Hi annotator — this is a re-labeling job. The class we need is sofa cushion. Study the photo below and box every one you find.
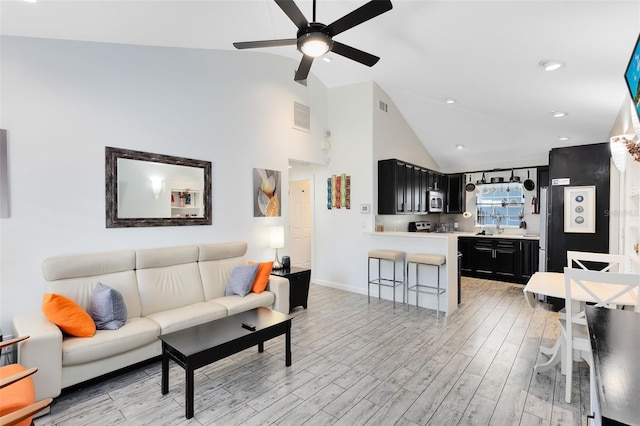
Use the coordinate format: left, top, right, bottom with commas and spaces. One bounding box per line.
225, 264, 259, 297
145, 301, 227, 335
42, 293, 96, 337
45, 270, 141, 319
137, 262, 205, 317
61, 317, 160, 366
199, 257, 244, 301
212, 292, 275, 316
89, 283, 127, 330
249, 261, 273, 293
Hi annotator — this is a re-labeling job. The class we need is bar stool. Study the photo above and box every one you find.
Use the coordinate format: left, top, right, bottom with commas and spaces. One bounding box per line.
367, 249, 406, 308
406, 253, 446, 318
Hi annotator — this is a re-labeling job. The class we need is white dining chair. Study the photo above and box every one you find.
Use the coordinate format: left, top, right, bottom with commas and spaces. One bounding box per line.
566, 250, 625, 273
561, 267, 640, 405
539, 251, 628, 377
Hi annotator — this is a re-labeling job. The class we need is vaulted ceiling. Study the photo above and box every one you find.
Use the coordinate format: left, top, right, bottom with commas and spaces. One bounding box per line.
3, 1, 639, 171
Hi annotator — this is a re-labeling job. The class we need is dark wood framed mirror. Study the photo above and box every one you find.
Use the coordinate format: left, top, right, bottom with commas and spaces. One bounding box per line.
106, 147, 212, 227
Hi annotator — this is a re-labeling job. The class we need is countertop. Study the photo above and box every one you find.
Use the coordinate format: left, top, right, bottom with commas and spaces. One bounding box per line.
370, 231, 539, 240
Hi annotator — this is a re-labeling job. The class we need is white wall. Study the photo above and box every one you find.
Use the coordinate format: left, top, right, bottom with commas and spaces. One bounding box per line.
313, 81, 436, 294
0, 36, 441, 331
372, 82, 439, 171
0, 36, 329, 331
312, 82, 374, 290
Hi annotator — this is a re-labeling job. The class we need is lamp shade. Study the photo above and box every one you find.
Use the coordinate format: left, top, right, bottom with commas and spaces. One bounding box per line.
610, 134, 633, 173
270, 226, 285, 249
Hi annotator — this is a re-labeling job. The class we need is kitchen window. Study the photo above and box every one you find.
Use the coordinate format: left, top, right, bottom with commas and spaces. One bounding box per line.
475, 183, 525, 228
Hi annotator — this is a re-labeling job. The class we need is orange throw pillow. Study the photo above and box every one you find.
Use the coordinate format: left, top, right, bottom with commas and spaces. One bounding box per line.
249, 261, 273, 293
42, 293, 96, 337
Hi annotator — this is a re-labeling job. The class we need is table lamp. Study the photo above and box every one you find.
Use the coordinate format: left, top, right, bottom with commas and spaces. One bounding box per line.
270, 225, 285, 270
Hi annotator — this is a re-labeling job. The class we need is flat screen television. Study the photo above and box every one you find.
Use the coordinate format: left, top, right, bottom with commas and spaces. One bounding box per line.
624, 33, 640, 120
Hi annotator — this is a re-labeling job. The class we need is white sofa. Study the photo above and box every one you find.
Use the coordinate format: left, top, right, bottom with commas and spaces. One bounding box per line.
12, 241, 289, 402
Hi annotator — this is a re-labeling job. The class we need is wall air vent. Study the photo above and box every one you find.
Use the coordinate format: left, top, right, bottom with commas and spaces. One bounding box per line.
293, 102, 311, 131
379, 100, 388, 112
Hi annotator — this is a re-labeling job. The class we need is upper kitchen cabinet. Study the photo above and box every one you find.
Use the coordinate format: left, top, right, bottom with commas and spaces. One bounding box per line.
378, 159, 412, 214
379, 159, 460, 215
378, 159, 433, 214
414, 166, 429, 213
428, 171, 445, 191
445, 173, 464, 214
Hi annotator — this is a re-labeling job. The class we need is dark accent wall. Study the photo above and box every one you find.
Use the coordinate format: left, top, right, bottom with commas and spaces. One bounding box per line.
547, 143, 611, 272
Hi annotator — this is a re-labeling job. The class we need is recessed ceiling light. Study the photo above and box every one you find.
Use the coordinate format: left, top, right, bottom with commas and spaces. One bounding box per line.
455, 144, 464, 150
322, 56, 332, 63
539, 60, 565, 71
551, 111, 568, 118
559, 136, 570, 141
445, 98, 456, 104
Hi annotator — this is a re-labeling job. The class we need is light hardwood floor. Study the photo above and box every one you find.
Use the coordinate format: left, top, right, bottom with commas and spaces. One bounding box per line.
35, 277, 592, 426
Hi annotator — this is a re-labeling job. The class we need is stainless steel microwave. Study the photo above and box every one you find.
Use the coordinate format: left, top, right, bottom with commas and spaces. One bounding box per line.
428, 190, 444, 213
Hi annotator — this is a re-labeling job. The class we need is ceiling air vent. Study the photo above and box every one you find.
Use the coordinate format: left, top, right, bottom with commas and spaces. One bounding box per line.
293, 102, 311, 131
379, 100, 388, 112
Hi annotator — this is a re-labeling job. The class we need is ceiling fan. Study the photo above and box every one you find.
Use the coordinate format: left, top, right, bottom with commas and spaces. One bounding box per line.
233, 0, 393, 82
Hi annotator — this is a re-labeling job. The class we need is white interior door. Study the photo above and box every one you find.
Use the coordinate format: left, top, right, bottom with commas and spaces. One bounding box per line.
289, 179, 311, 268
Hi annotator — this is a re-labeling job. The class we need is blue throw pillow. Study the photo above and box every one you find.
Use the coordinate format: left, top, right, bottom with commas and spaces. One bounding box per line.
225, 264, 259, 297
89, 282, 127, 330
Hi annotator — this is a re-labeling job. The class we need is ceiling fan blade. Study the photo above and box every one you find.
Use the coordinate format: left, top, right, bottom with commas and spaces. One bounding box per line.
233, 39, 297, 49
331, 41, 380, 67
294, 55, 314, 81
275, 0, 309, 30
324, 0, 393, 37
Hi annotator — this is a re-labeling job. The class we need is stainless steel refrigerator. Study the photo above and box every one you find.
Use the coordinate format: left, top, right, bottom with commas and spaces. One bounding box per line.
538, 187, 548, 272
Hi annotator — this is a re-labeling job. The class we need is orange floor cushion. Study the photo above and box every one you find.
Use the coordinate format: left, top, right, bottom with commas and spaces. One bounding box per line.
0, 363, 36, 426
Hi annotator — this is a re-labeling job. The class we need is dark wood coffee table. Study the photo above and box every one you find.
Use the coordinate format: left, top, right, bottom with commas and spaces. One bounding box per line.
159, 307, 292, 419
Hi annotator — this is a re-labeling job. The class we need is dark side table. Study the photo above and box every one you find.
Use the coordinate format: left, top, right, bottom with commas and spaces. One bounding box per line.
271, 266, 311, 312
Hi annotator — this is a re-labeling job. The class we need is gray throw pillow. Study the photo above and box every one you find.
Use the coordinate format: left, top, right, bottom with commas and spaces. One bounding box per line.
89, 282, 127, 330
225, 264, 259, 297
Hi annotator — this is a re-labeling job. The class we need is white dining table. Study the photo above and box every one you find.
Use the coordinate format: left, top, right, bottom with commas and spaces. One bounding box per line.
523, 271, 639, 373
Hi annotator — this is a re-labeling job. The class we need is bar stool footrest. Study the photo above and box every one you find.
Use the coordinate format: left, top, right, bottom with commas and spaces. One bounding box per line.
407, 284, 446, 296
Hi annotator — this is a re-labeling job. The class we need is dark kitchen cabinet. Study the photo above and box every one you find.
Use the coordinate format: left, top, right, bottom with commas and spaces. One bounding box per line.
472, 238, 518, 281
379, 159, 432, 214
378, 159, 411, 214
458, 237, 474, 274
458, 237, 537, 284
413, 167, 428, 213
494, 240, 518, 280
379, 159, 461, 215
428, 171, 444, 191
519, 240, 539, 282
445, 173, 464, 214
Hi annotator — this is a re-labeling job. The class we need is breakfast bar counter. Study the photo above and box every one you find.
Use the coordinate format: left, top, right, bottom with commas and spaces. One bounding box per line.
366, 231, 540, 316
367, 231, 459, 316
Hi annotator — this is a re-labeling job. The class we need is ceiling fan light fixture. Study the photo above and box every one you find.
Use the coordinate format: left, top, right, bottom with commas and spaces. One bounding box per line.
298, 32, 333, 57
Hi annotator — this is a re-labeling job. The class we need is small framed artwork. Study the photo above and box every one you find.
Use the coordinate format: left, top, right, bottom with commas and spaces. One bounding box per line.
564, 185, 595, 233
253, 168, 281, 217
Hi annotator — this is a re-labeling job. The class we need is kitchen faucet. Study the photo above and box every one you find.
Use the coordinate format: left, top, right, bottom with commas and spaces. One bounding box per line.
495, 215, 504, 234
